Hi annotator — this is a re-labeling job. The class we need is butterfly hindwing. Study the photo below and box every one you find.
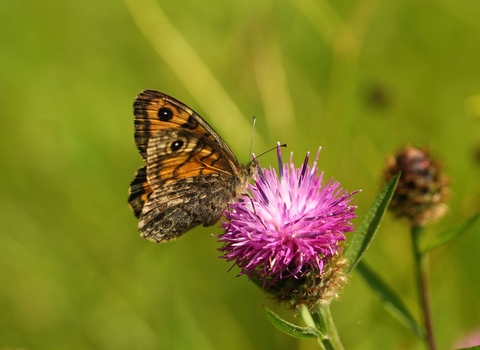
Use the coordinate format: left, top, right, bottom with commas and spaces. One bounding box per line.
138, 173, 237, 242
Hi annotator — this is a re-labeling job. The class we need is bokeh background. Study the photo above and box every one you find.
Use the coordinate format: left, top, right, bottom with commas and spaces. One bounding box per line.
1, 0, 480, 349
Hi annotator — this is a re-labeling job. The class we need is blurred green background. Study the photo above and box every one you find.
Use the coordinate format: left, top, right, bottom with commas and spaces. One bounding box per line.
1, 0, 480, 349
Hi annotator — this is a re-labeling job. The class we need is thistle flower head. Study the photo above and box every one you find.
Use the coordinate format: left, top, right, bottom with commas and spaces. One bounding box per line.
218, 145, 359, 308
384, 145, 450, 226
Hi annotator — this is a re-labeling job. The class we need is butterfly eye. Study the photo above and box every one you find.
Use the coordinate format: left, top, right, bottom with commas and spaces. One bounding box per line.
158, 107, 174, 121
170, 139, 184, 152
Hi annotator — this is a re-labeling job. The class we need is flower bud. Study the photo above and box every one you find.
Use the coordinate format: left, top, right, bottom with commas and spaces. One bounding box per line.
384, 146, 450, 226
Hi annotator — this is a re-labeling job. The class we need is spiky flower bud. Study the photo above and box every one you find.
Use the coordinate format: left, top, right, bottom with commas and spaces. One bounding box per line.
384, 146, 450, 226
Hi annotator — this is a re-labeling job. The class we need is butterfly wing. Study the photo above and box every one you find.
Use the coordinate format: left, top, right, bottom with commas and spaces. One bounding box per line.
133, 90, 238, 164
139, 174, 239, 242
128, 166, 153, 218
137, 128, 248, 242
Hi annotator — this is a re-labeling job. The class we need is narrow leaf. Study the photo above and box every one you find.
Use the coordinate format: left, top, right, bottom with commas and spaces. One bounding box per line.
356, 261, 426, 340
422, 213, 480, 253
264, 307, 322, 339
345, 173, 400, 273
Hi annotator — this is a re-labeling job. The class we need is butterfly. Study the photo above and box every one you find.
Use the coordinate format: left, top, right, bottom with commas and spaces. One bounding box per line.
128, 90, 257, 243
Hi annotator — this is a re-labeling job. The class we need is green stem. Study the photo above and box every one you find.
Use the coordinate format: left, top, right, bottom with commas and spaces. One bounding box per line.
303, 305, 344, 350
411, 225, 437, 350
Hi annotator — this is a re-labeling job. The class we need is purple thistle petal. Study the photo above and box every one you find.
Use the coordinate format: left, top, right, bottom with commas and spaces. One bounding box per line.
277, 142, 284, 179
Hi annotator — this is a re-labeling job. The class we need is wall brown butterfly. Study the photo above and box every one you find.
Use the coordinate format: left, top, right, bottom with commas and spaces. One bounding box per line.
128, 90, 256, 242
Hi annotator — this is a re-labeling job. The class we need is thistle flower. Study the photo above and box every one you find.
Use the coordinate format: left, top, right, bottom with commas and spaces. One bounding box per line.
384, 146, 450, 226
218, 145, 359, 308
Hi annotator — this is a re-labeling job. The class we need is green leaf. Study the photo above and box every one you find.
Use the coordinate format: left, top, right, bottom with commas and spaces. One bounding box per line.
264, 307, 322, 339
356, 261, 426, 340
344, 173, 400, 273
457, 346, 480, 350
422, 213, 480, 253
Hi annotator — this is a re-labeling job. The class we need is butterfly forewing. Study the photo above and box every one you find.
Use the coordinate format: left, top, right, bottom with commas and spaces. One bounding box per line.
145, 128, 236, 191
133, 90, 227, 161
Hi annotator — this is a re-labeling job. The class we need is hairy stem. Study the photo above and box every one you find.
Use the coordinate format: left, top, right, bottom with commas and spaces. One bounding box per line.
304, 305, 345, 350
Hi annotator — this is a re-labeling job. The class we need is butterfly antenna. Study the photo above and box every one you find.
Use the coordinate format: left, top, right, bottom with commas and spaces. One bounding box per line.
253, 143, 288, 160
246, 116, 287, 165
249, 116, 256, 162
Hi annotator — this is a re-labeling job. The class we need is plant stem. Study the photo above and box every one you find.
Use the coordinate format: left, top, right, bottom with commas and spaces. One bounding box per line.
307, 305, 345, 350
411, 225, 437, 350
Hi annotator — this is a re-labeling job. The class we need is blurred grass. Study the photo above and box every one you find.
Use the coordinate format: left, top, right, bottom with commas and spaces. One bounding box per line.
1, 0, 480, 349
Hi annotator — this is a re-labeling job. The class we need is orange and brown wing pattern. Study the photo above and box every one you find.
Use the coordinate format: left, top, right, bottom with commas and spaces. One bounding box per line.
145, 128, 235, 191
128, 166, 153, 218
133, 90, 218, 161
